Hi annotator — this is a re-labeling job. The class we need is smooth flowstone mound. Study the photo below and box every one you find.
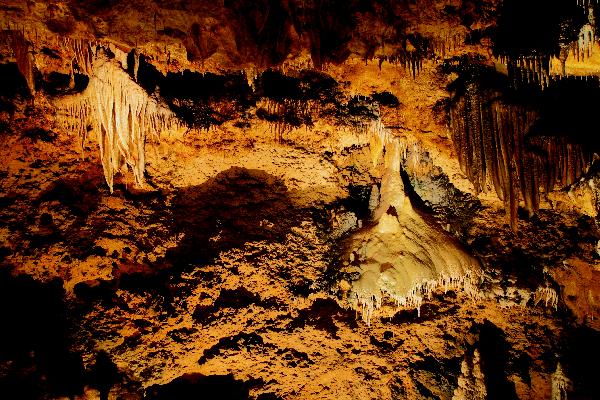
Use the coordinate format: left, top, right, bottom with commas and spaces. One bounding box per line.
347, 138, 482, 324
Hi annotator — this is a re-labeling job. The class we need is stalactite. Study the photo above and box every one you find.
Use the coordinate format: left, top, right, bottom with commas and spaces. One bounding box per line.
386, 36, 429, 78
533, 286, 558, 309
497, 0, 598, 83
55, 50, 178, 192
261, 97, 315, 142
368, 118, 388, 168
129, 49, 141, 82
68, 37, 95, 76
576, 0, 599, 10
431, 31, 464, 61
577, 23, 594, 60
1, 29, 35, 95
529, 135, 589, 190
450, 84, 591, 231
503, 12, 595, 83
501, 54, 552, 90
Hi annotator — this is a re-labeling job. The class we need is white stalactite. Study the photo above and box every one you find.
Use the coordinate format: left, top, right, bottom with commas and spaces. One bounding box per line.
62, 37, 96, 77
55, 47, 179, 192
132, 49, 140, 82
533, 285, 559, 310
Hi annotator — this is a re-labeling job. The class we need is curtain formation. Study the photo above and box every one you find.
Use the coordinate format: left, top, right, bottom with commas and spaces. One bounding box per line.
449, 82, 591, 230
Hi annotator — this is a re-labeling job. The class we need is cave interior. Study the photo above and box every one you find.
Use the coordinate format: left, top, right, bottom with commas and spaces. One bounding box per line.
1, 0, 600, 399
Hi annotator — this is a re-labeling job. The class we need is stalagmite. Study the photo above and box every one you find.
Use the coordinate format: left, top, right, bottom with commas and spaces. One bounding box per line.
551, 363, 571, 400
452, 349, 487, 400
55, 49, 178, 192
347, 130, 482, 325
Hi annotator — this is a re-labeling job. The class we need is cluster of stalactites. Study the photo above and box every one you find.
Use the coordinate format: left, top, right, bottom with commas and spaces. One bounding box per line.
61, 38, 131, 78
62, 37, 97, 77
377, 46, 425, 78
550, 23, 597, 74
56, 48, 178, 192
0, 29, 35, 95
352, 272, 480, 325
430, 32, 464, 60
59, 97, 92, 157
533, 285, 559, 309
93, 60, 177, 191
377, 32, 462, 76
260, 98, 318, 142
498, 54, 552, 89
449, 84, 591, 231
379, 50, 426, 79
577, 0, 599, 9
500, 13, 596, 86
576, 23, 595, 60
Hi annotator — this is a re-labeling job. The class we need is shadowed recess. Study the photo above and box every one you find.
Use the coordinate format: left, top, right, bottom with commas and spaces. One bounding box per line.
145, 373, 254, 400
167, 167, 305, 267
